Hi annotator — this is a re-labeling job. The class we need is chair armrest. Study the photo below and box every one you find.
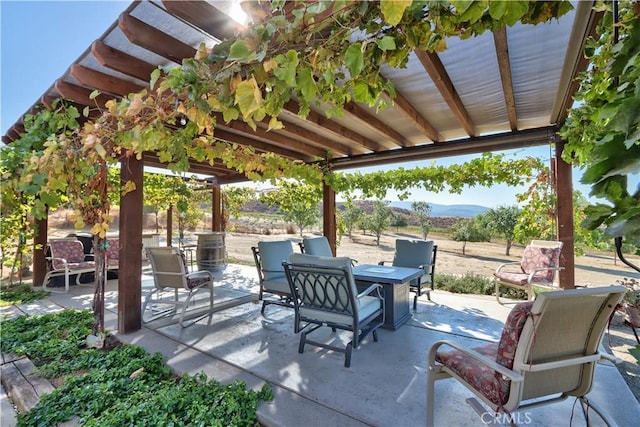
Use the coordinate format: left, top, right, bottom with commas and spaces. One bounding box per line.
187, 270, 214, 280
526, 267, 564, 284
599, 351, 622, 365
427, 340, 524, 383
46, 256, 69, 270
378, 260, 392, 266
495, 261, 521, 274
357, 283, 383, 299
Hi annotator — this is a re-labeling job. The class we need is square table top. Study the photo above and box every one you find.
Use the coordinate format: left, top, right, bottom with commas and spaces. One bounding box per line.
352, 264, 423, 284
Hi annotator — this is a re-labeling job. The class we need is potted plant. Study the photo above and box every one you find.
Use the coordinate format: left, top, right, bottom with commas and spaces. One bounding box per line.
619, 278, 640, 327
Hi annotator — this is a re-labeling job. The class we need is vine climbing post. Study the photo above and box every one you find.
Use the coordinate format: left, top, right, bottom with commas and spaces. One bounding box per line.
118, 157, 144, 333
322, 182, 337, 256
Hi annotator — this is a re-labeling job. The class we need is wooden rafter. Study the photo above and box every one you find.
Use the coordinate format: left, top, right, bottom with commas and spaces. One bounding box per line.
282, 101, 385, 152
92, 40, 157, 82
213, 127, 315, 162
161, 0, 238, 41
382, 88, 443, 142
70, 64, 145, 98
118, 13, 196, 63
54, 80, 113, 108
414, 50, 477, 137
257, 118, 356, 156
343, 102, 414, 147
493, 27, 518, 131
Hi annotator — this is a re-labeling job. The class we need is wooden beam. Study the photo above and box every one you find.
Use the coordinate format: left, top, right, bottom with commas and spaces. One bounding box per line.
414, 50, 477, 136
41, 95, 57, 110
92, 40, 157, 83
33, 216, 48, 288
214, 127, 315, 162
161, 0, 238, 41
322, 182, 337, 256
382, 88, 443, 142
6, 127, 20, 141
70, 64, 145, 97
283, 101, 385, 152
118, 13, 196, 63
343, 102, 414, 147
212, 185, 222, 232
54, 80, 113, 107
257, 118, 358, 156
218, 117, 327, 158
493, 27, 518, 131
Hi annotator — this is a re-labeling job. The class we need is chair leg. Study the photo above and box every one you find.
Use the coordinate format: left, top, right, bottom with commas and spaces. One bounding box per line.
426, 365, 436, 427
344, 342, 352, 368
413, 293, 418, 310
579, 396, 616, 427
298, 331, 306, 354
495, 281, 502, 304
372, 329, 378, 342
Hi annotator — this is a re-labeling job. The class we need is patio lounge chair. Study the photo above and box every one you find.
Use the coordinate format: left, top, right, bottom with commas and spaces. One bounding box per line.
494, 240, 563, 303
379, 239, 437, 309
283, 253, 385, 367
143, 246, 214, 328
252, 240, 295, 315
426, 285, 626, 427
43, 238, 96, 293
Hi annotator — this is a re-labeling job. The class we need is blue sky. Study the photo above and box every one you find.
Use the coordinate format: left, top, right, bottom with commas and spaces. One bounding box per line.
1, 1, 634, 208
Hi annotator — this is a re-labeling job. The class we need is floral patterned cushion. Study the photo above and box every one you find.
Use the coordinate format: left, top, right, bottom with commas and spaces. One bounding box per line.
186, 275, 210, 289
105, 238, 119, 260
520, 245, 560, 282
436, 302, 533, 406
50, 240, 88, 270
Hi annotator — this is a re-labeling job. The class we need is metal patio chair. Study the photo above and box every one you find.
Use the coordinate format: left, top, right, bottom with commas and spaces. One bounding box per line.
143, 246, 214, 328
252, 240, 295, 315
426, 286, 626, 426
494, 240, 563, 302
283, 253, 384, 367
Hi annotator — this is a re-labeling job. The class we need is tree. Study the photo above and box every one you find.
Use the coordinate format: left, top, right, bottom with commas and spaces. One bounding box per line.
452, 218, 490, 255
368, 200, 393, 246
144, 173, 188, 233
412, 201, 432, 239
390, 213, 408, 232
483, 205, 521, 255
222, 186, 256, 232
260, 181, 321, 236
342, 200, 364, 238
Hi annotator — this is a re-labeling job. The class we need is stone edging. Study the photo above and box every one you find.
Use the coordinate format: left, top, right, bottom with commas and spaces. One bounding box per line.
1, 352, 55, 414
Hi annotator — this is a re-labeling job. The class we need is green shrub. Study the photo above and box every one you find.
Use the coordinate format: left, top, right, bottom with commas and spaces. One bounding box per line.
0, 283, 49, 306
1, 309, 273, 426
435, 273, 528, 300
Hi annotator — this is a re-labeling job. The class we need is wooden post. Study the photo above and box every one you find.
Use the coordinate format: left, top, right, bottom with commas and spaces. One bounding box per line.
322, 183, 337, 256
555, 140, 575, 289
167, 205, 173, 247
118, 157, 144, 333
33, 216, 48, 287
212, 185, 222, 232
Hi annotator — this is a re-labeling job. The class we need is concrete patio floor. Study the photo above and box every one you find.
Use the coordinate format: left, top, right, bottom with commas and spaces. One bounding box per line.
3, 264, 640, 426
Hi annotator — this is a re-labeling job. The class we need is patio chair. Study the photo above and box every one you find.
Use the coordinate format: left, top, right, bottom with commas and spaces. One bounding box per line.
426, 285, 626, 427
283, 253, 385, 367
494, 240, 563, 303
143, 246, 214, 328
379, 239, 437, 309
299, 236, 333, 257
43, 238, 96, 293
251, 240, 295, 315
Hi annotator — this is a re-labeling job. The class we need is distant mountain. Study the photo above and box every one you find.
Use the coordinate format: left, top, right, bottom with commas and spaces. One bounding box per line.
388, 201, 489, 218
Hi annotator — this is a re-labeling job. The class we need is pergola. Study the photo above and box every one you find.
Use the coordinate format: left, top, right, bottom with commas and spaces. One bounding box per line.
2, 1, 599, 333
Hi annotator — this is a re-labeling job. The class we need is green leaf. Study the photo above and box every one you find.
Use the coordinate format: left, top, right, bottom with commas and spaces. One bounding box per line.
345, 43, 364, 78
297, 66, 318, 102
273, 50, 299, 86
488, 1, 507, 20
89, 90, 100, 100
380, 0, 411, 26
376, 36, 397, 51
150, 68, 161, 89
458, 1, 488, 24
502, 1, 528, 26
352, 81, 374, 105
228, 40, 251, 61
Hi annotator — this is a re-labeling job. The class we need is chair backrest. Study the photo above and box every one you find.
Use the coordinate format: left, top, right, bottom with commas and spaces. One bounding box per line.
301, 236, 334, 257
286, 253, 358, 317
254, 240, 295, 283
520, 240, 563, 283
392, 239, 434, 269
501, 286, 626, 409
49, 239, 87, 269
146, 246, 187, 289
105, 238, 120, 260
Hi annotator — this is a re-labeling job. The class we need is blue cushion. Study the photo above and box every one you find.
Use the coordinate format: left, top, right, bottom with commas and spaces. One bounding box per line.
393, 239, 434, 269
258, 240, 294, 281
303, 236, 333, 257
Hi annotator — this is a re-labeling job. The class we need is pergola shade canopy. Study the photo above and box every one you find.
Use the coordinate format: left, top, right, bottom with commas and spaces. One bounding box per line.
3, 0, 597, 182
